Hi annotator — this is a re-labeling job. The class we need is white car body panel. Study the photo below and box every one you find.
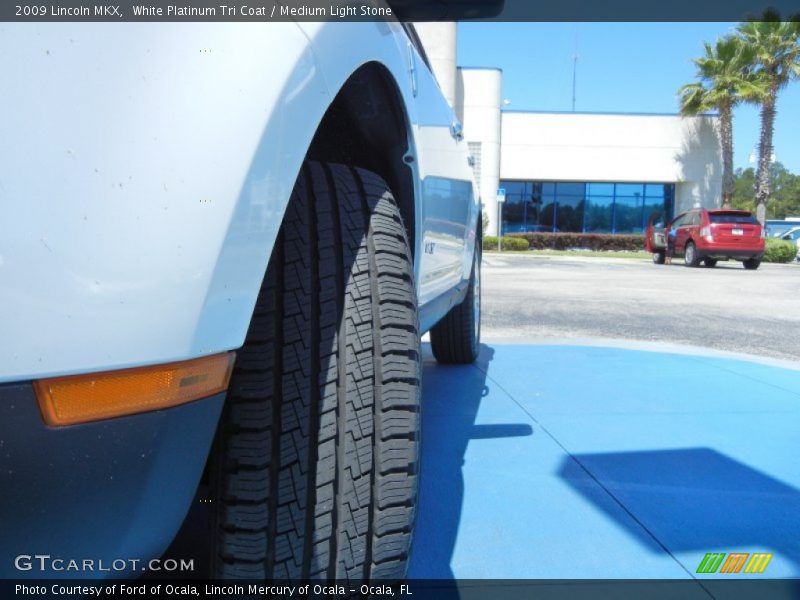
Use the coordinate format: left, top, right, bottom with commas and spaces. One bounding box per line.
0, 21, 478, 383
296, 22, 478, 310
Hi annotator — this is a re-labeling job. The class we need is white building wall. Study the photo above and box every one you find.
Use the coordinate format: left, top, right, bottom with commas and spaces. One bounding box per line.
500, 112, 722, 214
459, 68, 503, 235
413, 22, 458, 108
412, 26, 723, 229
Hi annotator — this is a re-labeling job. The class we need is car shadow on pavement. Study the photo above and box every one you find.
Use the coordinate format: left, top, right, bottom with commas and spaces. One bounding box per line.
663, 262, 750, 270
409, 344, 533, 580
558, 447, 800, 578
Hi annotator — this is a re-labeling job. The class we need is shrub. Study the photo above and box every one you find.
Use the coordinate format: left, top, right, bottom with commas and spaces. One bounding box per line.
764, 238, 798, 263
501, 237, 530, 251
509, 232, 645, 251
483, 236, 530, 251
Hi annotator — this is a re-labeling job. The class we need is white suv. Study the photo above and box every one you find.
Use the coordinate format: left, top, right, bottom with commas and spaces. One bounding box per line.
779, 227, 800, 261
0, 16, 485, 581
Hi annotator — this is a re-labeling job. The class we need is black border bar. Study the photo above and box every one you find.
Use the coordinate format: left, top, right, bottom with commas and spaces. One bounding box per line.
2, 0, 799, 23
4, 579, 800, 599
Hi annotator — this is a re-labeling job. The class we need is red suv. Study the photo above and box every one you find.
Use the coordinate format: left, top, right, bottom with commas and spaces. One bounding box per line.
646, 209, 765, 269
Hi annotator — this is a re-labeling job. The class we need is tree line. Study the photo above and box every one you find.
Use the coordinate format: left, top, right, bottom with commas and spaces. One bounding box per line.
732, 162, 800, 219
679, 12, 800, 223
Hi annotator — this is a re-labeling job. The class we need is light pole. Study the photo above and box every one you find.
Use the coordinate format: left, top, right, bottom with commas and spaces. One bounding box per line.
496, 189, 506, 252
635, 191, 642, 230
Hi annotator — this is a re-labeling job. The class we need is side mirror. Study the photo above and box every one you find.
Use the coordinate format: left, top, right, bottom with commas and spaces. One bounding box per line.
388, 0, 505, 20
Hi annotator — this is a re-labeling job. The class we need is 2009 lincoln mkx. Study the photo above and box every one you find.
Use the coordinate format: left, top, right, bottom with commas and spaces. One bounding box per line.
0, 0, 503, 582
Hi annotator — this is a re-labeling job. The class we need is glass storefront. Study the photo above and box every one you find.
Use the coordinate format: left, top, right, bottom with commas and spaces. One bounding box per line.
499, 181, 675, 235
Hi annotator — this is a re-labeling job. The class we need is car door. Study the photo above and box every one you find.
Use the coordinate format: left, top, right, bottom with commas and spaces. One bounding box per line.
401, 25, 477, 311
675, 212, 696, 254
668, 213, 686, 253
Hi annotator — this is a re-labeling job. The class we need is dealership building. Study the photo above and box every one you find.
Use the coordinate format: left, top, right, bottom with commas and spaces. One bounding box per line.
415, 24, 723, 237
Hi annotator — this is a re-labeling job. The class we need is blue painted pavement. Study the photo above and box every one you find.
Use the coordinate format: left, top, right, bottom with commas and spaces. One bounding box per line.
409, 343, 800, 580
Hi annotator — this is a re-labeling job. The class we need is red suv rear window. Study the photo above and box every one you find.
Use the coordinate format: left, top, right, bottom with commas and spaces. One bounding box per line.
709, 213, 759, 225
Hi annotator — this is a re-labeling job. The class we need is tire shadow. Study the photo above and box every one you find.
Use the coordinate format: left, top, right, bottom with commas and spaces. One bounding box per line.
409, 343, 533, 581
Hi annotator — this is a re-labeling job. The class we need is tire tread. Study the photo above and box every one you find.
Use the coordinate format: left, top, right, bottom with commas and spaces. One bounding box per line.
209, 162, 420, 583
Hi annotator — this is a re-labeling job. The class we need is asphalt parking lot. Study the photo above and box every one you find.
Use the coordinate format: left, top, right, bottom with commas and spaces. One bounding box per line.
481, 253, 800, 361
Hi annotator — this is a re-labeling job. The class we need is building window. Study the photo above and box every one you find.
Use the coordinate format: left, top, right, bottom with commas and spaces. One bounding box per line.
499, 180, 675, 235
554, 183, 584, 233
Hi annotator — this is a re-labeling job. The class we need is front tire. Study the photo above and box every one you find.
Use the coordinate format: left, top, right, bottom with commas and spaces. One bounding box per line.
430, 236, 481, 364
684, 242, 700, 267
208, 162, 421, 582
653, 251, 666, 265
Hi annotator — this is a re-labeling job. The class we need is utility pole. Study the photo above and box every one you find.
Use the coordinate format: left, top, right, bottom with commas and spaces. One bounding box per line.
572, 29, 578, 112
496, 188, 506, 252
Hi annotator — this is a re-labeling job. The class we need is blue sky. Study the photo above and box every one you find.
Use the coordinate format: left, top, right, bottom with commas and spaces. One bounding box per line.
458, 22, 800, 172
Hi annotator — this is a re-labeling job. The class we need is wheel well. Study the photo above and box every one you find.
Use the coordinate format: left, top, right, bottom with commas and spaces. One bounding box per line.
306, 62, 416, 259
196, 68, 415, 497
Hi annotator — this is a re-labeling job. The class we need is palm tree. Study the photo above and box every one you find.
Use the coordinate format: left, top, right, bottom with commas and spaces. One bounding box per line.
678, 36, 758, 208
736, 13, 800, 224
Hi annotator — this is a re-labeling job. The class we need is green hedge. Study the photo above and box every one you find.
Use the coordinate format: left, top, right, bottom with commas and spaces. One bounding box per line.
508, 232, 645, 251
764, 238, 798, 263
483, 236, 530, 251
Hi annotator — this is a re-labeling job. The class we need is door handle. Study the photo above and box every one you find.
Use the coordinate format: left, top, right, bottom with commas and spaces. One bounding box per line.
406, 41, 418, 98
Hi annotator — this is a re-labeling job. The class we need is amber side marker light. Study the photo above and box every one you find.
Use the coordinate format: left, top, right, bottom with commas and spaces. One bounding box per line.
33, 352, 236, 427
